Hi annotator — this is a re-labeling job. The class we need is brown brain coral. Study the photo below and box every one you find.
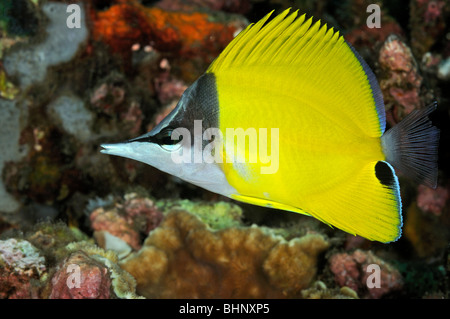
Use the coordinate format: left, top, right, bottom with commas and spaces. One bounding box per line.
120, 210, 329, 298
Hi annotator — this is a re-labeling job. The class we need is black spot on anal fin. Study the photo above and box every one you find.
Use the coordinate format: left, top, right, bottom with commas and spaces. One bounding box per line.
375, 161, 395, 188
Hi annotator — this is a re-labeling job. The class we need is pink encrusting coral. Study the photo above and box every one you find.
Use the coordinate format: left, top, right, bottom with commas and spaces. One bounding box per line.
329, 249, 403, 299
416, 184, 449, 216
49, 251, 112, 299
378, 35, 423, 124
122, 195, 164, 234
155, 77, 188, 105
89, 194, 163, 250
90, 82, 126, 116
410, 0, 447, 57
48, 241, 142, 299
90, 206, 141, 250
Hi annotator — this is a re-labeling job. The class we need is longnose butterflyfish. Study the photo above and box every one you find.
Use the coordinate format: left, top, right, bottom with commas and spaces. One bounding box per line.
101, 9, 439, 243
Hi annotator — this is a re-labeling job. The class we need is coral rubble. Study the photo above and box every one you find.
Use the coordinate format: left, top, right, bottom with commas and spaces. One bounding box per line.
0, 238, 46, 298
0, 222, 141, 299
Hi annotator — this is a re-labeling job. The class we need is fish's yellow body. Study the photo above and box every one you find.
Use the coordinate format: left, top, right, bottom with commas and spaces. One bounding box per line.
208, 10, 399, 242
101, 9, 439, 244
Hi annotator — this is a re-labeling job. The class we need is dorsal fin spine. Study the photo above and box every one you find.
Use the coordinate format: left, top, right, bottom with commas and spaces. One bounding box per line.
225, 11, 274, 68
285, 19, 321, 63
265, 13, 306, 65
247, 9, 296, 65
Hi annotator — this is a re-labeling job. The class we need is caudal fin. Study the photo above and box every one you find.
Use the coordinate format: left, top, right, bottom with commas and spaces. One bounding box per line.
381, 102, 440, 188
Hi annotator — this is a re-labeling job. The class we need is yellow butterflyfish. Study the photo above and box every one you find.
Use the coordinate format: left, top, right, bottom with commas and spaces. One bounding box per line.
101, 9, 439, 243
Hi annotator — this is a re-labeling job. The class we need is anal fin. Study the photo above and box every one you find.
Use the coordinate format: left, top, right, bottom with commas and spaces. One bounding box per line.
230, 194, 311, 217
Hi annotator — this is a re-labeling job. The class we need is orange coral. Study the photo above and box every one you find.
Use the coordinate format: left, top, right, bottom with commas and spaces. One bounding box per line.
120, 210, 329, 298
89, 1, 242, 65
146, 7, 237, 55
90, 3, 151, 56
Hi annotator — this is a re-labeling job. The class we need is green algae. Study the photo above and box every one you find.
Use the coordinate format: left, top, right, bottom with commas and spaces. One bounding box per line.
157, 199, 243, 231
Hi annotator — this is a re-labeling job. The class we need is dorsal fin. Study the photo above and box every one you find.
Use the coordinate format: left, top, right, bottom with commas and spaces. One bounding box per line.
207, 8, 386, 138
207, 9, 339, 72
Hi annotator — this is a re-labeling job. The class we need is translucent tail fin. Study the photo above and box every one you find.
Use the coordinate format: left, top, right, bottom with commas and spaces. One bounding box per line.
381, 102, 440, 188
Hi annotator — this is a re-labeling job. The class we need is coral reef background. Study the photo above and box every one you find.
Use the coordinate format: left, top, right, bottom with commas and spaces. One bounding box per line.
0, 0, 449, 299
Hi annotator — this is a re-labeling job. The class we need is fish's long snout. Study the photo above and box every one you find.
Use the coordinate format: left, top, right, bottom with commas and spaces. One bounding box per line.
100, 143, 113, 154
100, 143, 128, 156
100, 140, 162, 166
100, 142, 143, 163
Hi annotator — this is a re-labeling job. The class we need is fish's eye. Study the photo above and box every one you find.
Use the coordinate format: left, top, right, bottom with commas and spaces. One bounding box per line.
158, 128, 175, 145
157, 128, 183, 150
